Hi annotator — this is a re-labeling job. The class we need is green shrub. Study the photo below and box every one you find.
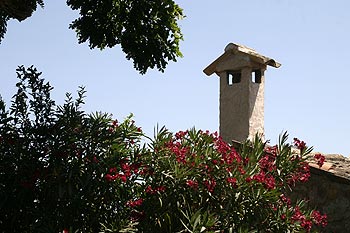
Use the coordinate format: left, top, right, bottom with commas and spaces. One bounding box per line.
0, 66, 327, 232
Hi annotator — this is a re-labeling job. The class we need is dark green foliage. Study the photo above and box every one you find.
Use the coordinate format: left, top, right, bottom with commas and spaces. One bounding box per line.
0, 0, 44, 42
0, 0, 43, 21
0, 0, 184, 74
0, 66, 145, 232
0, 10, 9, 42
67, 0, 183, 74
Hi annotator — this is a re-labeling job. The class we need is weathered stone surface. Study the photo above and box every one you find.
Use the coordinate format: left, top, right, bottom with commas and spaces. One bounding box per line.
204, 43, 280, 143
291, 156, 350, 233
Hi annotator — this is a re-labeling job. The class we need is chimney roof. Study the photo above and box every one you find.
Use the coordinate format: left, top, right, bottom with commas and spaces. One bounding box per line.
203, 43, 281, 76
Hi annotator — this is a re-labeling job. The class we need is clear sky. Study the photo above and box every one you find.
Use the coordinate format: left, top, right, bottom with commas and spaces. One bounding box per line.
1, 0, 350, 156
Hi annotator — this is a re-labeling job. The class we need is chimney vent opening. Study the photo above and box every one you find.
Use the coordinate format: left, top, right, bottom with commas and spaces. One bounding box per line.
252, 70, 262, 84
227, 71, 241, 86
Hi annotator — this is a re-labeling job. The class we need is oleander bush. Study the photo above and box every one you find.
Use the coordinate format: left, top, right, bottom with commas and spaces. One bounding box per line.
0, 66, 327, 232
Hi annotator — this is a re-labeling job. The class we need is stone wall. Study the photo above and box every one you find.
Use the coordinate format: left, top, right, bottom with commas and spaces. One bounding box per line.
291, 167, 350, 233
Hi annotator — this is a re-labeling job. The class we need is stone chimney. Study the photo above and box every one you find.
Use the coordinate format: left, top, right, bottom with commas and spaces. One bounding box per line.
203, 43, 281, 143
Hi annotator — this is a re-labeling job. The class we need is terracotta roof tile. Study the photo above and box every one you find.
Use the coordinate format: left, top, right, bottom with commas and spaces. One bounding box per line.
308, 153, 350, 180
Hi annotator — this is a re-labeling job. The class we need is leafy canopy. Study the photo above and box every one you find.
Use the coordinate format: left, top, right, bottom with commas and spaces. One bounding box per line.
0, 0, 184, 74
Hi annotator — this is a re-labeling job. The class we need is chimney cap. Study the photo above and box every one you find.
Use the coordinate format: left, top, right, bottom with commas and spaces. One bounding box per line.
203, 43, 281, 76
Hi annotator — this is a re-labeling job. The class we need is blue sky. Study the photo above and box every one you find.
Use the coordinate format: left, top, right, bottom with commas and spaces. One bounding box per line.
1, 0, 350, 156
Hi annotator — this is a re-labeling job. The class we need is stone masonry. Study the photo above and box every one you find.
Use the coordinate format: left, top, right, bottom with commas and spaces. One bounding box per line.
291, 154, 350, 233
203, 43, 280, 143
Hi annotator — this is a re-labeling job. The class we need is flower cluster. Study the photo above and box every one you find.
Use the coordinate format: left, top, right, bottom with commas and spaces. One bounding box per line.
145, 185, 166, 194
105, 160, 141, 182
314, 153, 326, 167
250, 171, 276, 190
203, 178, 217, 193
133, 129, 328, 232
126, 198, 143, 208
291, 206, 313, 232
259, 154, 276, 172
186, 180, 198, 190
226, 177, 237, 188
293, 138, 306, 151
288, 161, 310, 186
311, 210, 328, 227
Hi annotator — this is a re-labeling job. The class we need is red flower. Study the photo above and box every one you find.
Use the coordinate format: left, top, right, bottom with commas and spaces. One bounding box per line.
105, 174, 116, 181
63, 229, 69, 233
109, 167, 117, 173
226, 177, 237, 188
245, 177, 252, 183
259, 155, 276, 172
145, 185, 166, 194
264, 175, 275, 190
293, 138, 306, 151
279, 194, 291, 207
156, 186, 166, 192
301, 219, 312, 232
238, 166, 246, 175
311, 210, 328, 227
203, 178, 216, 193
265, 145, 278, 157
145, 185, 155, 194
288, 162, 310, 185
126, 198, 143, 208
112, 120, 118, 127
130, 210, 145, 222
186, 180, 199, 190
252, 171, 275, 190
175, 130, 188, 140
120, 174, 127, 182
314, 153, 325, 167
